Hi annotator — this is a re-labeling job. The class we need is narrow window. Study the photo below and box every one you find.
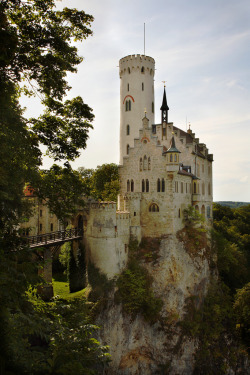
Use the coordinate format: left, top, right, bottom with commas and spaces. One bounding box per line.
186, 183, 188, 193
131, 179, 134, 192
40, 209, 42, 217
126, 124, 130, 135
128, 67, 131, 74
139, 157, 143, 171
134, 212, 136, 216
201, 205, 205, 216
174, 154, 177, 162
149, 203, 159, 212
170, 154, 173, 162
175, 181, 178, 193
143, 155, 147, 170
181, 182, 183, 193
178, 208, 181, 218
208, 182, 211, 195
127, 83, 129, 91
202, 182, 205, 195
50, 223, 53, 232
142, 82, 144, 91
195, 205, 199, 212
125, 100, 128, 111
127, 180, 130, 192
148, 157, 151, 170
129, 100, 131, 111
152, 102, 154, 113
207, 206, 211, 218
142, 179, 145, 192
202, 163, 204, 173
152, 125, 156, 134
157, 178, 161, 192
146, 179, 149, 192
40, 223, 42, 232
162, 178, 165, 192
127, 144, 130, 155
141, 66, 144, 73
194, 182, 197, 194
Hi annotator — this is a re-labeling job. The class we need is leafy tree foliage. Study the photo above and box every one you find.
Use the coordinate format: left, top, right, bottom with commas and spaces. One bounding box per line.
79, 163, 119, 202
234, 282, 250, 349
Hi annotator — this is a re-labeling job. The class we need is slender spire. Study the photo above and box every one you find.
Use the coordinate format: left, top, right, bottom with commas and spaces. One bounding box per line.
160, 86, 169, 123
166, 133, 180, 153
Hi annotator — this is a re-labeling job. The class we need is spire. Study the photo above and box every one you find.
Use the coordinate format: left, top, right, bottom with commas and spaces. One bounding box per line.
160, 86, 169, 123
166, 133, 180, 153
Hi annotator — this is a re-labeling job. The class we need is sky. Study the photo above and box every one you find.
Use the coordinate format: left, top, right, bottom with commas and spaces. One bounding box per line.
22, 0, 250, 202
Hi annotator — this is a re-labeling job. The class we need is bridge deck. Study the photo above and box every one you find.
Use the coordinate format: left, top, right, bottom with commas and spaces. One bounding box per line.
25, 228, 83, 249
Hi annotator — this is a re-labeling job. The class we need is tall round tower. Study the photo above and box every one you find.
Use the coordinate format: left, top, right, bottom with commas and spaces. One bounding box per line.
119, 54, 155, 163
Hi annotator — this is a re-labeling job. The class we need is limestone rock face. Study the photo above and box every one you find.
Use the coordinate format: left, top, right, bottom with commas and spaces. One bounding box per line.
96, 234, 211, 374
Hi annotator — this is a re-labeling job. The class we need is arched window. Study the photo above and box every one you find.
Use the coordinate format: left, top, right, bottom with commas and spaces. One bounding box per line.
127, 144, 130, 155
146, 179, 149, 192
139, 157, 143, 171
125, 100, 131, 111
131, 179, 134, 192
208, 182, 211, 195
127, 180, 130, 192
170, 154, 173, 162
194, 182, 197, 194
201, 205, 205, 216
157, 178, 161, 192
149, 203, 159, 212
126, 124, 130, 135
202, 182, 205, 195
195, 205, 199, 212
143, 155, 147, 170
141, 66, 144, 73
207, 206, 211, 218
148, 157, 151, 170
174, 154, 177, 162
127, 83, 129, 91
142, 179, 145, 192
128, 67, 131, 74
142, 82, 144, 91
162, 178, 165, 192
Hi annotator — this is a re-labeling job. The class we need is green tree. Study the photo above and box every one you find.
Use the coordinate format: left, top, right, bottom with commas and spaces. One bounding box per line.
234, 282, 250, 350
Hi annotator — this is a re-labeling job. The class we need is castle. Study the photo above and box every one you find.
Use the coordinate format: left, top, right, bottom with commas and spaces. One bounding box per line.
84, 54, 213, 278
21, 54, 213, 281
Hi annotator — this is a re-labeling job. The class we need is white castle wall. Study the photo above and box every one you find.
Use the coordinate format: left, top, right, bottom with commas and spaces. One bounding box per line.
84, 202, 130, 279
119, 54, 155, 163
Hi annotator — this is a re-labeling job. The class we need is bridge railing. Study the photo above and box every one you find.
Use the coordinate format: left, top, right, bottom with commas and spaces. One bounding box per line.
26, 228, 83, 248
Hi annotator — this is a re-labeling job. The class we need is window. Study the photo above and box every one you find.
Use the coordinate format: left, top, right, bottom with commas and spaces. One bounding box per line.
127, 180, 130, 192
141, 66, 144, 73
128, 67, 131, 74
142, 179, 145, 192
134, 212, 136, 216
139, 157, 143, 171
127, 144, 130, 155
174, 154, 177, 162
152, 102, 154, 113
40, 223, 42, 232
40, 209, 42, 217
178, 208, 181, 218
125, 100, 131, 111
202, 163, 204, 173
50, 223, 53, 232
152, 125, 156, 134
127, 83, 129, 91
142, 82, 144, 91
143, 155, 147, 170
207, 206, 211, 218
181, 182, 183, 193
175, 181, 178, 193
149, 203, 159, 212
131, 179, 134, 192
157, 178, 161, 192
146, 179, 149, 192
148, 157, 151, 170
195, 205, 199, 212
193, 182, 197, 194
126, 124, 130, 135
163, 128, 166, 136
186, 183, 188, 193
162, 178, 165, 192
150, 69, 153, 75
201, 205, 205, 216
170, 154, 173, 162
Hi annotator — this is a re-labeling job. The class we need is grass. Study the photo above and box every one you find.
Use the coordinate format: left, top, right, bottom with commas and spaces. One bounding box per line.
52, 273, 87, 300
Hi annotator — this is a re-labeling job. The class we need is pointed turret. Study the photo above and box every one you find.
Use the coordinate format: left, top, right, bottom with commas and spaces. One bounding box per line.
160, 86, 169, 124
166, 134, 180, 154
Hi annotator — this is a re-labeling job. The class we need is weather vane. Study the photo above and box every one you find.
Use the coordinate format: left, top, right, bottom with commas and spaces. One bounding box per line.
162, 81, 167, 87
